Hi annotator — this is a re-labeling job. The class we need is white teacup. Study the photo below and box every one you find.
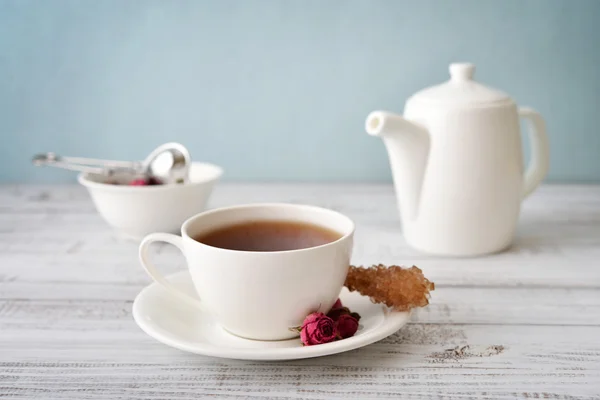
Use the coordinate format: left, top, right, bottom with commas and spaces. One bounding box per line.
139, 203, 354, 341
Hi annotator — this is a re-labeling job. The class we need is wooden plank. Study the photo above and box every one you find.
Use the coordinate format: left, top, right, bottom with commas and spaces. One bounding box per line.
1, 325, 599, 399
1, 184, 599, 289
1, 285, 599, 326
2, 321, 600, 399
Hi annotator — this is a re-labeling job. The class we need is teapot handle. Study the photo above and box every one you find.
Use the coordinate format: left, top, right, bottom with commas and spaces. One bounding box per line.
519, 107, 550, 199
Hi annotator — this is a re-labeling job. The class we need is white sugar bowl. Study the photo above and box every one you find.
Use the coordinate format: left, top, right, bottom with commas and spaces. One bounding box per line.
78, 162, 223, 240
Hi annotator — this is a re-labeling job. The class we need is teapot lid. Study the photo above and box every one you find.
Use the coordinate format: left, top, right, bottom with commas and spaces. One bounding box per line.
409, 63, 513, 107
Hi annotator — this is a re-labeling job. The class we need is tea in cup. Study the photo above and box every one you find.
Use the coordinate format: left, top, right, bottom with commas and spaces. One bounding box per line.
139, 203, 354, 340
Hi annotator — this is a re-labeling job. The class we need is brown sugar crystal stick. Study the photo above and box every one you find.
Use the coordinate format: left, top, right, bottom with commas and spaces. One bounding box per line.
344, 265, 435, 311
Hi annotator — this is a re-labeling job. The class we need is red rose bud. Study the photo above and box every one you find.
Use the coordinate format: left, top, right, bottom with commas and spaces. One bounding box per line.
326, 306, 351, 321
331, 298, 343, 310
300, 312, 337, 346
335, 314, 359, 339
129, 177, 162, 186
146, 177, 162, 185
129, 178, 149, 186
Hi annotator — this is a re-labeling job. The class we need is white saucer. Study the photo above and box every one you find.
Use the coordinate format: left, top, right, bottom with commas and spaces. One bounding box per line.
132, 271, 410, 361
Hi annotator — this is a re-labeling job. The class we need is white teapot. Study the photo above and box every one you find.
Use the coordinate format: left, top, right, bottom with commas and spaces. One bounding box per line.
366, 63, 549, 256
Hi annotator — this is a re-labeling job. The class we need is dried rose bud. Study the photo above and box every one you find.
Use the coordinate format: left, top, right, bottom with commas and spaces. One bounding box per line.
146, 177, 162, 185
129, 178, 149, 186
327, 306, 351, 321
335, 314, 359, 339
331, 298, 343, 310
300, 312, 337, 346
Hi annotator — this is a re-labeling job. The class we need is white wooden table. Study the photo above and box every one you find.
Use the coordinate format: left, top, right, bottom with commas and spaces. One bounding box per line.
1, 183, 599, 399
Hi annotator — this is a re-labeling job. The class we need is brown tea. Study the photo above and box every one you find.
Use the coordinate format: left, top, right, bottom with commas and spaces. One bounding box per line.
194, 220, 342, 252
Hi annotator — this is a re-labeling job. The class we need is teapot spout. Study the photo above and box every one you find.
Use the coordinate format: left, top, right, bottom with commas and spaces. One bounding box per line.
365, 111, 430, 222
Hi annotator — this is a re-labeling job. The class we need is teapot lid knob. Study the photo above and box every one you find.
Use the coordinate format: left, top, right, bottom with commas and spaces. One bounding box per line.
409, 63, 511, 106
449, 63, 475, 82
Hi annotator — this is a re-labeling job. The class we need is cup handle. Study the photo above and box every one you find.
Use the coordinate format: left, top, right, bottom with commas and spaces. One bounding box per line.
138, 233, 205, 310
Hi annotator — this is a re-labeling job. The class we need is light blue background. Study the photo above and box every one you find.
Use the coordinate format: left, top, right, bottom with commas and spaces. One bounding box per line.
1, 0, 599, 183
